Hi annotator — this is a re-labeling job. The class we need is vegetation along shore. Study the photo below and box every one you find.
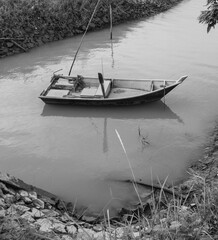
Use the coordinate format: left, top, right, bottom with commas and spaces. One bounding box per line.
0, 0, 183, 58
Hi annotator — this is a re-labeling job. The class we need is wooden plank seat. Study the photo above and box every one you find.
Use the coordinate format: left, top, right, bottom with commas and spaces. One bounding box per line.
46, 89, 70, 97
80, 87, 98, 98
95, 80, 111, 98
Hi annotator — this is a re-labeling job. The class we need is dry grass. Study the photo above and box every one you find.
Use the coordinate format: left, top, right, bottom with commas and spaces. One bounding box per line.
110, 129, 218, 239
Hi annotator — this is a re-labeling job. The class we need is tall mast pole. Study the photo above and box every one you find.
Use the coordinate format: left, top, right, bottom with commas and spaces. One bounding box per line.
68, 0, 101, 76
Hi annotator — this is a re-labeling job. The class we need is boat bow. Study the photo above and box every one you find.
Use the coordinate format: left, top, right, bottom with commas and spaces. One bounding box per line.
177, 75, 188, 84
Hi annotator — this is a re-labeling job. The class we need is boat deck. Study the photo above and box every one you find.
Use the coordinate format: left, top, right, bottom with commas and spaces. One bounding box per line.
43, 76, 156, 100
108, 88, 146, 99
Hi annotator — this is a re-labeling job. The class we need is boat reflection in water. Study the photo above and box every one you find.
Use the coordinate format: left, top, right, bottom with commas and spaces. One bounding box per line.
41, 101, 183, 154
41, 101, 183, 122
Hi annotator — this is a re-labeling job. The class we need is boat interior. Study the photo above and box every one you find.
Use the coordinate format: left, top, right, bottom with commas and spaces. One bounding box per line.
43, 75, 176, 99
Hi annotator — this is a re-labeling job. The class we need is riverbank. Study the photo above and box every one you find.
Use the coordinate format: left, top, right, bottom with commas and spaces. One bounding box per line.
1, 123, 218, 239
0, 0, 183, 58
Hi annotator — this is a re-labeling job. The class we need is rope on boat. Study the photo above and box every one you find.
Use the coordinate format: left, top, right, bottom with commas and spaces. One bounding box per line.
164, 81, 166, 109
68, 0, 101, 76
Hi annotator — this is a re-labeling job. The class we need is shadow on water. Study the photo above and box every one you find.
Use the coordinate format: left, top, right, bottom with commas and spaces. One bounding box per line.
41, 101, 183, 123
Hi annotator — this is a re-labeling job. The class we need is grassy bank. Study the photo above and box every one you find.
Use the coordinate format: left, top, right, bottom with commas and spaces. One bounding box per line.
0, 0, 183, 58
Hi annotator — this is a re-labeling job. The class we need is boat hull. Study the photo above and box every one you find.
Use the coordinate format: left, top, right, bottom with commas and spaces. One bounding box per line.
39, 84, 178, 106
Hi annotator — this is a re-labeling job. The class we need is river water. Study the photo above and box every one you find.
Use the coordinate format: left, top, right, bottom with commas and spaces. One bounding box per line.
1, 0, 218, 215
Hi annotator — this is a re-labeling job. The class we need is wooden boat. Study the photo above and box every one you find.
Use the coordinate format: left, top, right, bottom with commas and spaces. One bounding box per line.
39, 74, 187, 106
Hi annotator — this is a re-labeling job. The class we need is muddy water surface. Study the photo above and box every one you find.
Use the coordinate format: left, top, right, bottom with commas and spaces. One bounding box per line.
1, 0, 218, 215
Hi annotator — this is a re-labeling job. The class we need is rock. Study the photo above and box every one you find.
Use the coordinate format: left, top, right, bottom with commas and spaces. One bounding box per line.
82, 215, 97, 223
15, 193, 21, 201
53, 222, 66, 233
33, 198, 45, 209
113, 227, 125, 238
6, 187, 15, 195
35, 218, 53, 232
77, 228, 96, 240
60, 214, 77, 227
7, 204, 30, 215
16, 200, 25, 205
19, 190, 28, 198
42, 209, 59, 217
6, 205, 17, 215
93, 231, 110, 240
23, 197, 32, 204
61, 236, 73, 240
4, 194, 16, 204
93, 224, 103, 232
0, 209, 6, 218
132, 231, 140, 238
31, 208, 44, 218
0, 189, 4, 198
0, 198, 5, 207
66, 224, 77, 234
1, 219, 21, 232
40, 195, 56, 206
0, 172, 14, 182
15, 204, 30, 212
29, 191, 37, 200
20, 212, 35, 223
61, 214, 70, 222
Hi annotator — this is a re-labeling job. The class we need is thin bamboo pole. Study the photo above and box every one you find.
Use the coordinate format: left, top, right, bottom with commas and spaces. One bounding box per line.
109, 4, 113, 40
11, 40, 27, 52
68, 0, 101, 76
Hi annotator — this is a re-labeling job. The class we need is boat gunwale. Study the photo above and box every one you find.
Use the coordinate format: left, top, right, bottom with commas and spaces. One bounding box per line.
53, 74, 181, 83
39, 81, 181, 101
